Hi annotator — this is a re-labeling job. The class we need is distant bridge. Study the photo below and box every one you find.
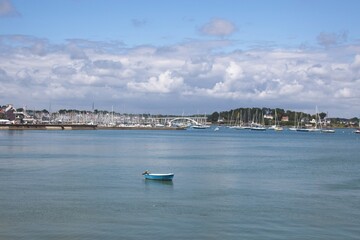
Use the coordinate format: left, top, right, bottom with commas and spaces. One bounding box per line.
169, 117, 200, 126
152, 116, 207, 127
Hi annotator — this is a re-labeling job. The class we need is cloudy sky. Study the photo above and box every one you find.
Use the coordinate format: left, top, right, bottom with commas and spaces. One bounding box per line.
1, 0, 360, 117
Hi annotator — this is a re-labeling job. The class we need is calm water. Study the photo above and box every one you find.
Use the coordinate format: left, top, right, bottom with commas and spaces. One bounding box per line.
0, 128, 360, 239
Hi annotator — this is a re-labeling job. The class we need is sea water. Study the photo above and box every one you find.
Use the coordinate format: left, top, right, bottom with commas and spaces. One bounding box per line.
0, 128, 359, 239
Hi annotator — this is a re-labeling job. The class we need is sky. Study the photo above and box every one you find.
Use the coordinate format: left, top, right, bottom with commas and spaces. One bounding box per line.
1, 0, 360, 117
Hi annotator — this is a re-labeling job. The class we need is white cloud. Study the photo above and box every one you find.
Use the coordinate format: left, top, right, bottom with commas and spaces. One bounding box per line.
335, 87, 353, 98
52, 66, 77, 76
225, 61, 244, 80
200, 18, 237, 37
1, 35, 360, 116
127, 70, 184, 93
65, 42, 88, 60
279, 81, 304, 96
208, 61, 245, 95
351, 54, 360, 70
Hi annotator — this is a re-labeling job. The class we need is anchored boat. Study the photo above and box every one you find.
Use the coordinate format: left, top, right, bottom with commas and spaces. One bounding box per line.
142, 170, 174, 181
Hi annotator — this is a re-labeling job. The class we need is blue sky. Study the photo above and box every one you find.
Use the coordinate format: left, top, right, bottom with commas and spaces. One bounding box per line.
1, 0, 360, 117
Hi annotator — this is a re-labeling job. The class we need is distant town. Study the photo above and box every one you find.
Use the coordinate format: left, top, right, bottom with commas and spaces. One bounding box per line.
0, 104, 207, 128
0, 103, 359, 129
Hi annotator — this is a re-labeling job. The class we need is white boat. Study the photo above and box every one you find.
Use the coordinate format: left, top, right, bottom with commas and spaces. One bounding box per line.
250, 125, 266, 131
231, 125, 251, 130
268, 125, 276, 130
0, 119, 11, 124
321, 114, 335, 133
250, 110, 266, 131
354, 121, 360, 134
297, 107, 322, 132
297, 127, 321, 132
274, 126, 284, 131
268, 125, 284, 131
191, 124, 210, 129
289, 112, 298, 131
321, 129, 335, 133
268, 109, 283, 131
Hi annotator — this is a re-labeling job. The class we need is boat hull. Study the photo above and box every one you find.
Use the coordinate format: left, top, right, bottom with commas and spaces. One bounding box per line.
144, 173, 174, 181
321, 129, 335, 133
250, 127, 266, 131
191, 125, 210, 129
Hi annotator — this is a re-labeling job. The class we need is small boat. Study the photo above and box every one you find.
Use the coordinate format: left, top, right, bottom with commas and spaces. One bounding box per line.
274, 126, 284, 131
296, 128, 311, 132
142, 170, 174, 181
355, 129, 360, 134
250, 125, 266, 131
251, 127, 266, 131
321, 129, 335, 133
296, 127, 321, 132
191, 124, 210, 129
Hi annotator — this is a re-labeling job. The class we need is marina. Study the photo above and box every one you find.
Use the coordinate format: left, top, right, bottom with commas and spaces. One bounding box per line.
1, 104, 359, 132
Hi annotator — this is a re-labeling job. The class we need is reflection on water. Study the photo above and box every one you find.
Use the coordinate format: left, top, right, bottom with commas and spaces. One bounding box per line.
144, 179, 174, 184
143, 179, 174, 189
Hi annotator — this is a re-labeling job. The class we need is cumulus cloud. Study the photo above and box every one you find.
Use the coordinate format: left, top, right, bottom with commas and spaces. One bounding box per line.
208, 61, 245, 95
127, 70, 184, 93
1, 34, 360, 116
335, 87, 353, 98
0, 0, 19, 17
93, 60, 122, 69
65, 41, 88, 60
182, 57, 213, 78
52, 66, 77, 76
351, 54, 360, 70
279, 81, 304, 95
200, 18, 237, 37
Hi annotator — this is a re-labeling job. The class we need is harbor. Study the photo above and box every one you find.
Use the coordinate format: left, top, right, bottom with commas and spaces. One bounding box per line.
1, 104, 359, 131
0, 104, 206, 130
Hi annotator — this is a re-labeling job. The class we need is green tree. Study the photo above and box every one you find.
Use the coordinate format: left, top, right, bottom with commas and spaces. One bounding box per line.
208, 112, 219, 123
319, 112, 327, 120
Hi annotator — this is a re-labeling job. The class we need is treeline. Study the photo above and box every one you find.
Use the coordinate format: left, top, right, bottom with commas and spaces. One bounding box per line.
1, 106, 207, 118
208, 107, 359, 126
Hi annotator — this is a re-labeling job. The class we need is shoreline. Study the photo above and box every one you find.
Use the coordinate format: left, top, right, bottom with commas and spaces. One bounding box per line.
0, 124, 356, 131
0, 124, 185, 131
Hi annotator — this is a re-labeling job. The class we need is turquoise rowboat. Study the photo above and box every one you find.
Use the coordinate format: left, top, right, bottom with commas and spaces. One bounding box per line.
142, 171, 174, 181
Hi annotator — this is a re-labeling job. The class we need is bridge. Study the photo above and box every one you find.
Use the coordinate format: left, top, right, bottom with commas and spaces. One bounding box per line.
169, 117, 201, 127
152, 116, 208, 127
